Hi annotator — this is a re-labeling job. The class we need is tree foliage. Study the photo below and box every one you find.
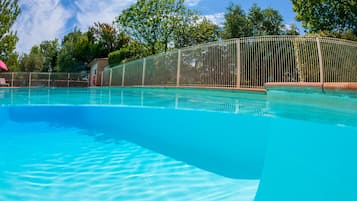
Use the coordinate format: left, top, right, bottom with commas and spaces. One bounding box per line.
88, 22, 130, 57
260, 8, 284, 35
19, 46, 44, 72
17, 40, 59, 72
174, 17, 220, 48
222, 3, 285, 39
108, 48, 132, 66
292, 0, 357, 37
116, 0, 191, 54
39, 39, 59, 72
0, 0, 20, 71
56, 29, 94, 72
247, 4, 265, 36
222, 4, 249, 39
283, 23, 300, 35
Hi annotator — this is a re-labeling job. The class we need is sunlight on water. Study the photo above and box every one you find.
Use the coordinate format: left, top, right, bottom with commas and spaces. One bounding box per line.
0, 87, 356, 127
0, 121, 258, 201
0, 87, 356, 201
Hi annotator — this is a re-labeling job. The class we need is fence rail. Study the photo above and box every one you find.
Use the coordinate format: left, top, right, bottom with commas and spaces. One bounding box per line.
102, 36, 357, 88
0, 72, 89, 87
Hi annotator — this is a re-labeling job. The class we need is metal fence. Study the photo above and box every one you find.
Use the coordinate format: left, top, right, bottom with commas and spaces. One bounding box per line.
0, 72, 89, 87
102, 36, 357, 88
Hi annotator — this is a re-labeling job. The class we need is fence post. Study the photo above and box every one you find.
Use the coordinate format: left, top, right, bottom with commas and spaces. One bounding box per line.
28, 72, 32, 88
316, 37, 324, 84
142, 58, 146, 86
67, 73, 70, 87
48, 73, 51, 87
109, 68, 113, 87
176, 49, 181, 87
236, 39, 241, 88
101, 71, 104, 87
122, 65, 126, 87
11, 72, 14, 87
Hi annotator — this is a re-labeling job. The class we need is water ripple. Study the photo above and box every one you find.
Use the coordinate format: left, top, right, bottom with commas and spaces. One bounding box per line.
0, 121, 258, 201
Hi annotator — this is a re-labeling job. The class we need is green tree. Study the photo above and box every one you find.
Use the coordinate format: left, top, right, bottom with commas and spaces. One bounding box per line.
283, 23, 300, 35
247, 4, 265, 36
116, 0, 190, 55
292, 0, 357, 36
88, 22, 130, 57
19, 46, 44, 72
0, 0, 21, 70
174, 17, 220, 48
108, 48, 132, 66
57, 29, 93, 72
191, 18, 220, 44
222, 4, 249, 39
222, 3, 284, 39
39, 39, 59, 72
248, 4, 284, 36
261, 8, 284, 35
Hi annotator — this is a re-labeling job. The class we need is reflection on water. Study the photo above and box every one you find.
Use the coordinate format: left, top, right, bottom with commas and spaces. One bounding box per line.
0, 87, 356, 127
1, 88, 357, 201
0, 87, 267, 114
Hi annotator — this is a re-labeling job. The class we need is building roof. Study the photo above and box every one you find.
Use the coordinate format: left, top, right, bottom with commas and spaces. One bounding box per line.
88, 58, 108, 67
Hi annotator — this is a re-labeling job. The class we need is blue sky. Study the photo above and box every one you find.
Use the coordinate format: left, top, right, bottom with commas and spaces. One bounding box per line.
13, 0, 300, 54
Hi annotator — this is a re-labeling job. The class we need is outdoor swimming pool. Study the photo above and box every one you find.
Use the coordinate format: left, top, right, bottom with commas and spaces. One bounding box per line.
0, 88, 356, 201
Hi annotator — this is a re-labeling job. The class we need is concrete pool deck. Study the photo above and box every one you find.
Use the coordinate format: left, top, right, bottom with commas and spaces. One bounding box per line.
265, 82, 357, 91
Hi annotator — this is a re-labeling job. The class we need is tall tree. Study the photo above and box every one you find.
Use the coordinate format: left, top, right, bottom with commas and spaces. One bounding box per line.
116, 0, 190, 55
222, 3, 284, 39
4, 52, 18, 71
222, 4, 249, 39
0, 0, 21, 71
88, 22, 130, 57
18, 46, 44, 72
248, 4, 284, 36
247, 4, 265, 36
261, 8, 284, 35
174, 17, 220, 48
39, 39, 59, 72
292, 0, 357, 36
57, 29, 93, 72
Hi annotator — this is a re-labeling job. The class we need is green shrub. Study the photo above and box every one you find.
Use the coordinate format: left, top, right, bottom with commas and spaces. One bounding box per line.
108, 48, 132, 66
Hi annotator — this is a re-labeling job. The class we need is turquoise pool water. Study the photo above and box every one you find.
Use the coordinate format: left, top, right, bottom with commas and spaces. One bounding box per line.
0, 88, 356, 201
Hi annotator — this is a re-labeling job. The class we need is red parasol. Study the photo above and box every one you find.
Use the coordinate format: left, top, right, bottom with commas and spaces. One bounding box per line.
0, 60, 8, 71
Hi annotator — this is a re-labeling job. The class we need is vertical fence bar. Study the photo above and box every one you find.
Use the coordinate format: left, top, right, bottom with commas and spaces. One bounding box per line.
121, 64, 126, 87
28, 72, 32, 88
48, 73, 51, 87
67, 73, 70, 87
101, 71, 104, 87
316, 37, 324, 84
236, 39, 241, 88
142, 58, 146, 86
109, 69, 113, 87
11, 72, 14, 87
176, 49, 181, 87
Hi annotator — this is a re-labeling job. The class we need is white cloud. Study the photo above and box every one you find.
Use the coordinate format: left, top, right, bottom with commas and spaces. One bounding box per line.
74, 0, 136, 31
13, 0, 72, 54
13, 0, 136, 54
12, 0, 216, 54
204, 12, 225, 26
185, 0, 201, 7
